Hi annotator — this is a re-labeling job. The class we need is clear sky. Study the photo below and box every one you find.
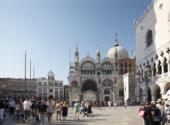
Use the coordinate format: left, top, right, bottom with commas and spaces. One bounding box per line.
0, 0, 151, 84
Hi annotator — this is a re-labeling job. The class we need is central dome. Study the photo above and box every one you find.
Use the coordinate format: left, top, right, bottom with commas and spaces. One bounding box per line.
107, 43, 129, 60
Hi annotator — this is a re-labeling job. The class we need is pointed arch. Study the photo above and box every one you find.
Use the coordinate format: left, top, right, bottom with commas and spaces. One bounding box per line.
163, 57, 168, 73
158, 60, 162, 74
154, 84, 161, 100
146, 30, 153, 48
153, 63, 156, 76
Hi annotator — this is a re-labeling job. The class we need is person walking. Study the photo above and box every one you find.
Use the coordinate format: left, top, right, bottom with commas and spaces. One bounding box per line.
152, 103, 161, 125
143, 102, 153, 125
23, 98, 32, 122
14, 100, 21, 121
156, 99, 166, 125
87, 102, 93, 117
46, 99, 55, 123
9, 98, 15, 117
0, 99, 4, 124
37, 99, 47, 125
62, 101, 68, 121
55, 101, 62, 122
74, 101, 80, 120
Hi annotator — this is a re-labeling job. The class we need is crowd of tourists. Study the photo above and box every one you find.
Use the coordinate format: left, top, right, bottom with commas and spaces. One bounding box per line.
0, 96, 93, 125
139, 98, 170, 125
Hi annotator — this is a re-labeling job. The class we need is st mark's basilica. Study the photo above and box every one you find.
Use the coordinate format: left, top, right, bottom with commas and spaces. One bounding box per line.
68, 36, 136, 105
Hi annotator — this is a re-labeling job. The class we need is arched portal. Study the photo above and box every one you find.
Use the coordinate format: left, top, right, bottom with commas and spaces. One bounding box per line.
155, 84, 161, 100
81, 79, 98, 102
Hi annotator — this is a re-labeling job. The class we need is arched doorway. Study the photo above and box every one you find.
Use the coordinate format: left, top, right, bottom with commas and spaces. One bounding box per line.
81, 79, 97, 102
155, 84, 161, 100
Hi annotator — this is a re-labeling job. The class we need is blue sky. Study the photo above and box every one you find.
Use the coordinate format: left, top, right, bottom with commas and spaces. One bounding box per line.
0, 0, 151, 84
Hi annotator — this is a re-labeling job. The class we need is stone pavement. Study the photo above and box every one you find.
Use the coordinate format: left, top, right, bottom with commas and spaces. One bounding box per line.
1, 106, 143, 125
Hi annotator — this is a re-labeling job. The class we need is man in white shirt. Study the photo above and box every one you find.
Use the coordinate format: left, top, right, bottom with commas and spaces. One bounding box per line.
46, 99, 55, 123
23, 98, 32, 122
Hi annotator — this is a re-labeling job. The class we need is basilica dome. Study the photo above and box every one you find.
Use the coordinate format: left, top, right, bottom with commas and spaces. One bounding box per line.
107, 43, 129, 60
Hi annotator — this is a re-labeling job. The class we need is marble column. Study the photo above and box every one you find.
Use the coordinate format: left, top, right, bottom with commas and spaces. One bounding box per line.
151, 65, 154, 82
161, 86, 165, 99
162, 63, 164, 78
155, 61, 159, 75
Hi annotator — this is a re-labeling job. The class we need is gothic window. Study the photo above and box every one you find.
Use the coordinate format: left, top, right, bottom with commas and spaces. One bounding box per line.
158, 60, 162, 74
146, 30, 153, 48
38, 82, 41, 86
153, 63, 156, 76
119, 89, 124, 96
120, 63, 123, 67
44, 82, 47, 86
125, 62, 127, 67
55, 83, 58, 86
104, 88, 110, 95
97, 68, 100, 75
164, 58, 168, 73
121, 69, 123, 74
125, 69, 127, 73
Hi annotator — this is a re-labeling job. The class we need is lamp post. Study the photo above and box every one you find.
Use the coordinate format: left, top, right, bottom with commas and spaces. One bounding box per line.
143, 64, 151, 102
24, 51, 27, 98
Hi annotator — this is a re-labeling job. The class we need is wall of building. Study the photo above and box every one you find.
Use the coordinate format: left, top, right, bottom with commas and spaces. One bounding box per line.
135, 0, 170, 65
135, 0, 170, 102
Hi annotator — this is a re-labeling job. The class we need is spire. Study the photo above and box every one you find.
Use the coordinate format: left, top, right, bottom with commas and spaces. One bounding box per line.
96, 46, 100, 62
75, 45, 79, 56
75, 45, 79, 63
97, 46, 100, 55
114, 33, 119, 46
